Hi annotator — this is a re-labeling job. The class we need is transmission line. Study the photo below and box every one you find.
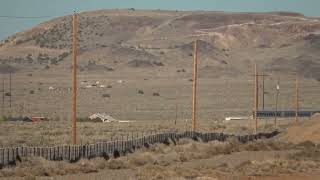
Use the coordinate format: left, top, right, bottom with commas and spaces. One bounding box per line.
0, 15, 53, 19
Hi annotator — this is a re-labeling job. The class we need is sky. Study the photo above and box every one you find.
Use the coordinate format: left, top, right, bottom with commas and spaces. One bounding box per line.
0, 0, 320, 40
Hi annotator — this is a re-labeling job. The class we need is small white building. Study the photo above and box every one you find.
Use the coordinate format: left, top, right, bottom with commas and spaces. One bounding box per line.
225, 116, 251, 121
89, 113, 117, 123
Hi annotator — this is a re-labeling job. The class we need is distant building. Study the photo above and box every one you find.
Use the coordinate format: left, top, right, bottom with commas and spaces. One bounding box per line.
89, 113, 117, 123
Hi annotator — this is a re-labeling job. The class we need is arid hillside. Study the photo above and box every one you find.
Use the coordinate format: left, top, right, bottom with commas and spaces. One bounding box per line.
0, 10, 320, 79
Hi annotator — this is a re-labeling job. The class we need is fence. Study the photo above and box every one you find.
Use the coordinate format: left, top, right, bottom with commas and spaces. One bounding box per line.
0, 130, 279, 169
257, 110, 320, 118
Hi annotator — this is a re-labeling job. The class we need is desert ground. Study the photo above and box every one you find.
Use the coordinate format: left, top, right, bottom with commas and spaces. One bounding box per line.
0, 9, 320, 179
1, 116, 320, 180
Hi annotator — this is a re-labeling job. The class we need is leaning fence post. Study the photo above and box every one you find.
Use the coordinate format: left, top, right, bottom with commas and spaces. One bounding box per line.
7, 148, 10, 164
1, 148, 4, 166
68, 146, 71, 161
5, 148, 8, 165
142, 132, 144, 145
121, 135, 124, 153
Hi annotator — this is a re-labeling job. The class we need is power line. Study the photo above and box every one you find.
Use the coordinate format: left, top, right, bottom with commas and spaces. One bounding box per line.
0, 11, 73, 20
0, 15, 54, 19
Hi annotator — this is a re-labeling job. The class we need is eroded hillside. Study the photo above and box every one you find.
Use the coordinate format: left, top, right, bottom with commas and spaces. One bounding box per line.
0, 10, 320, 79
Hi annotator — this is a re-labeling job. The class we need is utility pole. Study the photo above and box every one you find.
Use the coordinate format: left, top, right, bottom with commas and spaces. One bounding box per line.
175, 102, 178, 126
192, 40, 198, 132
258, 73, 269, 110
295, 76, 299, 123
71, 12, 78, 145
9, 72, 11, 109
262, 74, 265, 110
251, 67, 268, 133
254, 64, 259, 134
274, 78, 280, 129
2, 76, 4, 115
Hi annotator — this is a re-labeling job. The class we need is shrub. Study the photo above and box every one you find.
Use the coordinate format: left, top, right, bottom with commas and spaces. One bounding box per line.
106, 159, 128, 169
102, 94, 111, 98
0, 116, 9, 122
5, 92, 11, 96
153, 61, 164, 66
59, 52, 69, 59
29, 90, 35, 94
138, 90, 144, 94
50, 58, 58, 65
152, 92, 160, 96
177, 69, 186, 73
78, 117, 101, 123
15, 39, 24, 45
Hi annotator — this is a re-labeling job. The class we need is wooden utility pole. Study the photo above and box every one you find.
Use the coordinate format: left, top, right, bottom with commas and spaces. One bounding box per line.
254, 64, 259, 134
2, 76, 4, 115
274, 78, 280, 129
192, 40, 198, 132
71, 12, 78, 145
175, 102, 178, 126
261, 73, 269, 110
295, 76, 299, 123
9, 72, 11, 109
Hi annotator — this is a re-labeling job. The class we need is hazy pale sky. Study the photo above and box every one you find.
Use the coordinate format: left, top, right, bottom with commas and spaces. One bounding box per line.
0, 0, 319, 40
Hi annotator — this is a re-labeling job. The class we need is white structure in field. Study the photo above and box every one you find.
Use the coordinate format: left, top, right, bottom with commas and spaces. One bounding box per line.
225, 116, 251, 121
89, 113, 117, 123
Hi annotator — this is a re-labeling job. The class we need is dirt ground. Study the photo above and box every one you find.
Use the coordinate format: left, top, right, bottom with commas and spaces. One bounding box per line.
0, 74, 316, 179
1, 71, 316, 147
0, 116, 319, 179
279, 114, 320, 144
1, 136, 320, 180
0, 116, 299, 147
0, 72, 318, 179
2, 71, 320, 121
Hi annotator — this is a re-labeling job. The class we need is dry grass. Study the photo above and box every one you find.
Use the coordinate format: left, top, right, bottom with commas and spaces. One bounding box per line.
1, 137, 320, 179
0, 156, 130, 179
0, 112, 301, 147
235, 159, 320, 176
